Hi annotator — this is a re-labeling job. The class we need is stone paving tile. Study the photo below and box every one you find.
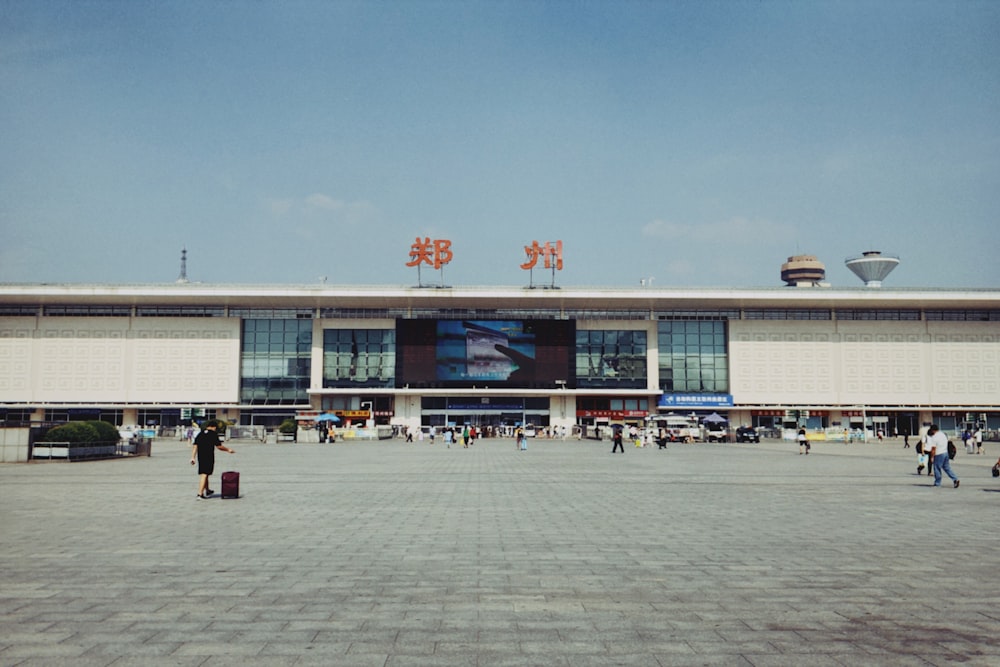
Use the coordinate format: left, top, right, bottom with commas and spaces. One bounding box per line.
2, 437, 1000, 666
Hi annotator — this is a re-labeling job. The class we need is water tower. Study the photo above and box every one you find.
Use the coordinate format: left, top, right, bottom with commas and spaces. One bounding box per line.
845, 251, 899, 288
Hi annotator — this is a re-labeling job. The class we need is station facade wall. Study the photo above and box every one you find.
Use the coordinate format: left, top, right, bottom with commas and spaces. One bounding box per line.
729, 319, 1000, 406
0, 317, 241, 404
1, 313, 997, 417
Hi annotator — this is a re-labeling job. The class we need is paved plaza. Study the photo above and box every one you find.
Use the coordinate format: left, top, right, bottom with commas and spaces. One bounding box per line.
1, 435, 999, 667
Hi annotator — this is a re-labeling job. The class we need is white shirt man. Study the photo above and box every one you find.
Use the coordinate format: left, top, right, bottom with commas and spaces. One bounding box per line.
926, 428, 948, 458
926, 424, 959, 488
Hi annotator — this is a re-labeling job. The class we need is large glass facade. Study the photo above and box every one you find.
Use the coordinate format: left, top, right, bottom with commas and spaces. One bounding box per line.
240, 319, 312, 404
322, 329, 395, 388
575, 329, 647, 389
657, 321, 728, 393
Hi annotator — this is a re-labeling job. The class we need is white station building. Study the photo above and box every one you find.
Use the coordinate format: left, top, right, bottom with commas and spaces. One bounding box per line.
1, 262, 998, 442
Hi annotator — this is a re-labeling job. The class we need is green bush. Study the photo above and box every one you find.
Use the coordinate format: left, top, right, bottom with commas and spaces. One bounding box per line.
43, 422, 100, 443
42, 421, 122, 443
87, 420, 121, 442
197, 419, 229, 436
278, 418, 297, 434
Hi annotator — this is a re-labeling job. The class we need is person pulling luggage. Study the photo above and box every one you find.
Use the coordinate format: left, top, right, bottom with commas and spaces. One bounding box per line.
191, 420, 235, 499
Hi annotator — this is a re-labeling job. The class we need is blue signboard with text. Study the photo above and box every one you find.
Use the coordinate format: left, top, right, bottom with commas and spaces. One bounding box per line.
658, 393, 734, 408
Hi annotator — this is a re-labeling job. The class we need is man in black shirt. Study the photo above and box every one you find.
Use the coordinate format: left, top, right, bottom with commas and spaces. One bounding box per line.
190, 421, 235, 499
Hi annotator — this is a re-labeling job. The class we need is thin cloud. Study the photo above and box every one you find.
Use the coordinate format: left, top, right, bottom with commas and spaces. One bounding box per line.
264, 194, 379, 239
641, 217, 792, 243
303, 193, 342, 212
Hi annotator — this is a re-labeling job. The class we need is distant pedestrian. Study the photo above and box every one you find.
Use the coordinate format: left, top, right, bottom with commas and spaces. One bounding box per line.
657, 427, 669, 450
190, 421, 235, 499
903, 432, 910, 449
797, 428, 809, 455
516, 427, 526, 451
974, 428, 984, 455
612, 428, 624, 454
926, 424, 959, 488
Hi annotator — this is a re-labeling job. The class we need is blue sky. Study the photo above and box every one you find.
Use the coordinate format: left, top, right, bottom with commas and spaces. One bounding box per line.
2, 0, 998, 288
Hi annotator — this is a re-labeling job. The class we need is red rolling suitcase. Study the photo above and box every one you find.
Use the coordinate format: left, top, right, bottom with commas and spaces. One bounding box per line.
220, 471, 240, 499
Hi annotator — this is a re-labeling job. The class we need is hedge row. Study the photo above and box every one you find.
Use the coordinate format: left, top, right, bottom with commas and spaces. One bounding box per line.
43, 420, 121, 443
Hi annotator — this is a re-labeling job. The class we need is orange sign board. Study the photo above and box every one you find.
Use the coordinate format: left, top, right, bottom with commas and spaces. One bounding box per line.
406, 237, 453, 270
521, 240, 563, 270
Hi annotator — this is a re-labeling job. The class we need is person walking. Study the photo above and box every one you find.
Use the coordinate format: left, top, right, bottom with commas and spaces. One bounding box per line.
916, 438, 929, 476
974, 427, 984, 455
612, 427, 624, 454
190, 421, 235, 499
797, 427, 809, 455
917, 425, 933, 476
926, 424, 959, 488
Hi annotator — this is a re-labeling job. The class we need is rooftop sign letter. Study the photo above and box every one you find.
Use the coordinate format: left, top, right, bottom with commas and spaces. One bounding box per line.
407, 237, 453, 270
520, 240, 563, 271
407, 236, 453, 288
521, 240, 563, 289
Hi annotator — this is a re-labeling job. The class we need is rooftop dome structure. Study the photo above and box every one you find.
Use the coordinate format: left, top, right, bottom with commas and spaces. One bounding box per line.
845, 251, 900, 288
781, 255, 826, 286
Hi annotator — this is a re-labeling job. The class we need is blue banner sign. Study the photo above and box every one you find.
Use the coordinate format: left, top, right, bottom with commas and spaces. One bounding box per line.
658, 393, 734, 408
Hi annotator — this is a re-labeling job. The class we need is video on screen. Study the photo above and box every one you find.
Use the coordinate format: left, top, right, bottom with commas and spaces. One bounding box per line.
395, 319, 574, 388
437, 320, 531, 382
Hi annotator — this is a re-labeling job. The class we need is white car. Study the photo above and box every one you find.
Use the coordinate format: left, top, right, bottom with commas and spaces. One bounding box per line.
705, 425, 728, 442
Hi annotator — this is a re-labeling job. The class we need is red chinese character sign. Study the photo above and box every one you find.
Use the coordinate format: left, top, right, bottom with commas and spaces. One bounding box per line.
406, 237, 453, 287
521, 240, 563, 289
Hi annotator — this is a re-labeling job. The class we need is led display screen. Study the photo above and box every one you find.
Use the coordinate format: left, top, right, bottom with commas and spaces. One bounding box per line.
396, 319, 574, 388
